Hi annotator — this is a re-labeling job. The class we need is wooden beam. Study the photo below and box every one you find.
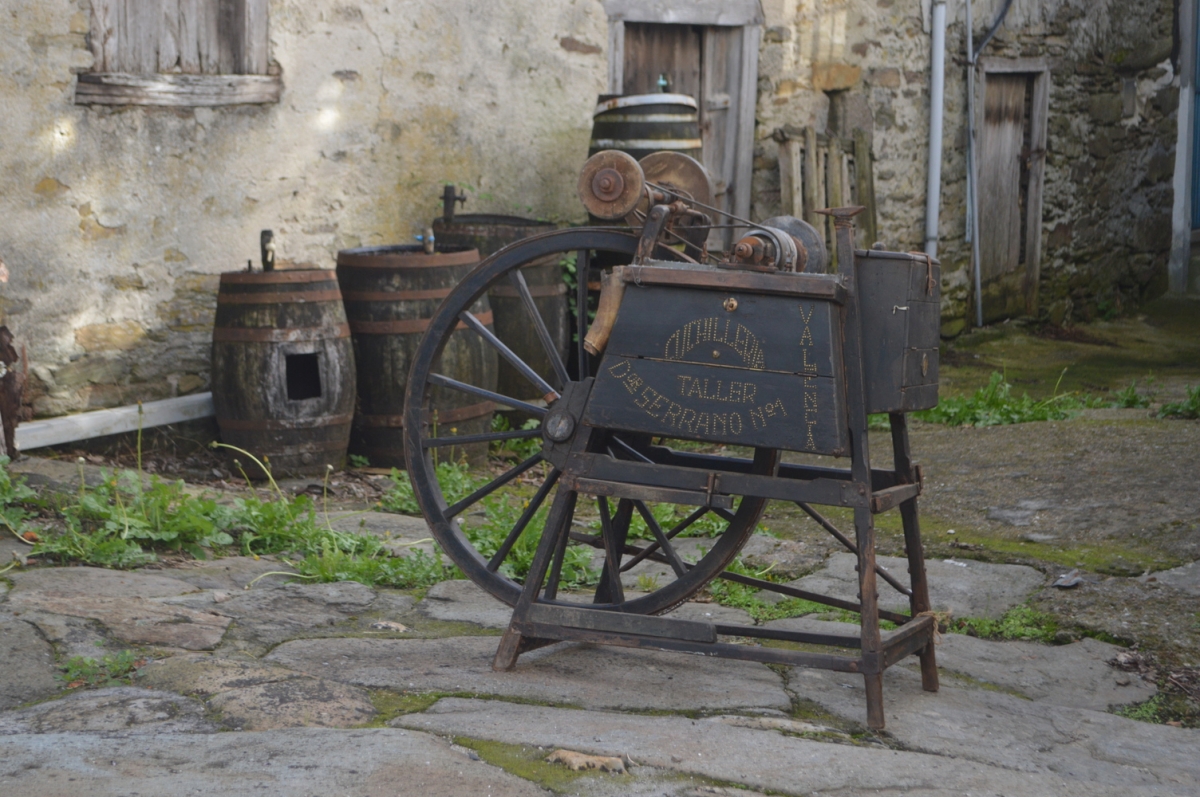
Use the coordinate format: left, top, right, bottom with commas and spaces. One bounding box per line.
731, 24, 760, 223
75, 72, 281, 106
1024, 69, 1050, 316
16, 393, 215, 452
603, 0, 764, 26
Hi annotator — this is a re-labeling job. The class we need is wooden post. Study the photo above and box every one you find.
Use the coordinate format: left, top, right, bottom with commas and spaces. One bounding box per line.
853, 129, 879, 248
778, 138, 804, 218
802, 126, 820, 227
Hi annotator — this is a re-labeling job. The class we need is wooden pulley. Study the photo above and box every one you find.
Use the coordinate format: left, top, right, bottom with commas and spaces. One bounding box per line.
629, 152, 715, 250
634, 151, 715, 211
578, 150, 644, 220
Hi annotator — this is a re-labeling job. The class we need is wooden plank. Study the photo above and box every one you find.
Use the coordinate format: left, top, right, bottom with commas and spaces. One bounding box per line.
778, 137, 803, 218
603, 0, 764, 26
731, 24, 760, 222
853, 128, 879, 247
526, 603, 717, 643
76, 72, 282, 105
607, 19, 624, 93
89, 0, 119, 72
611, 263, 848, 301
869, 482, 921, 514
216, 0, 244, 74
979, 73, 1027, 281
621, 22, 701, 98
157, 0, 180, 72
702, 25, 738, 247
802, 126, 819, 227
177, 0, 201, 73
244, 0, 269, 74
197, 0, 221, 73
1024, 69, 1050, 315
565, 476, 735, 510
17, 393, 215, 452
120, 0, 159, 74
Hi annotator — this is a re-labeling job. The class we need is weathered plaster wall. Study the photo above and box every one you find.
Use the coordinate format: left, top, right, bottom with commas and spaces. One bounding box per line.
0, 0, 609, 417
752, 0, 1178, 334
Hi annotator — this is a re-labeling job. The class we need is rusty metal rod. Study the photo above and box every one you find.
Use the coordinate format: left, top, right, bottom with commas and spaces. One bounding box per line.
796, 501, 912, 597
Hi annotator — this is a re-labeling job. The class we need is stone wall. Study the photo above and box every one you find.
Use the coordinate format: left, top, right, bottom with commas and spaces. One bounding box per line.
752, 0, 1178, 334
0, 0, 609, 417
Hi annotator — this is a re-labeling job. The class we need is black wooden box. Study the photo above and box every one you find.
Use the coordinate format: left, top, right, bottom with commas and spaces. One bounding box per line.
855, 250, 941, 414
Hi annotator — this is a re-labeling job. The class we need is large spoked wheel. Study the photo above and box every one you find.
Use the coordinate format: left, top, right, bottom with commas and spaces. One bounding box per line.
403, 228, 778, 614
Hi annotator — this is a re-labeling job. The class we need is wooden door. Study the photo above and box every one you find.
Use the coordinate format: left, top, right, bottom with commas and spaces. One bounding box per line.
979, 74, 1033, 321
621, 23, 749, 246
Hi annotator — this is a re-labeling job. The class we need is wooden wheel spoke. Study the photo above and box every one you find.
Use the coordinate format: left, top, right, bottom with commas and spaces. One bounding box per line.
594, 496, 633, 604
487, 469, 560, 572
509, 270, 570, 389
575, 249, 591, 381
633, 500, 687, 577
459, 310, 559, 401
424, 429, 541, 449
619, 505, 708, 572
428, 373, 546, 417
444, 453, 544, 518
542, 490, 579, 601
609, 435, 654, 464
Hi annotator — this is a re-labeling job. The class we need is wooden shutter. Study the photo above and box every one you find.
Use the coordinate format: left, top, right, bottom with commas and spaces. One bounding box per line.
79, 0, 277, 106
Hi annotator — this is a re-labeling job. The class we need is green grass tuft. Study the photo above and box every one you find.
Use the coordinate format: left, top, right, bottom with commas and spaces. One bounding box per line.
1158, 385, 1200, 419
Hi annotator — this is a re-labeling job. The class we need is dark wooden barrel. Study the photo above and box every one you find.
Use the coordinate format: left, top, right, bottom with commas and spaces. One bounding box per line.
336, 244, 497, 468
588, 94, 702, 162
432, 215, 567, 403
211, 269, 356, 477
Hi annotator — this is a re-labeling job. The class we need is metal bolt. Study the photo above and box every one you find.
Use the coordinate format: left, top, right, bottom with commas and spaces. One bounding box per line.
723, 297, 738, 312
712, 350, 720, 359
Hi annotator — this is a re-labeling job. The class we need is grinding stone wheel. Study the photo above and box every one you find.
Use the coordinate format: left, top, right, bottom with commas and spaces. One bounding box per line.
578, 150, 645, 221
760, 215, 829, 274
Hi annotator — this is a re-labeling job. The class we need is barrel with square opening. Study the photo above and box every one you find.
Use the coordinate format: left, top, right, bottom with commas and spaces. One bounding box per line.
211, 268, 356, 478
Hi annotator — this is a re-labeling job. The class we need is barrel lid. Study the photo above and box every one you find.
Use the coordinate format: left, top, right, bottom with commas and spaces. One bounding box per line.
433, 214, 556, 229
594, 93, 698, 116
220, 268, 336, 285
336, 244, 479, 269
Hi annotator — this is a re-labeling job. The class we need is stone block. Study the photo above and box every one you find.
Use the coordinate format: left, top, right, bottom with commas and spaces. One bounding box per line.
812, 62, 861, 92
74, 320, 147, 352
868, 67, 901, 88
1089, 94, 1123, 125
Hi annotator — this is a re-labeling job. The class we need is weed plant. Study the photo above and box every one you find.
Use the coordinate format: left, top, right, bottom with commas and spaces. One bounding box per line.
915, 371, 1096, 427
60, 650, 141, 688
949, 605, 1058, 642
1159, 385, 1200, 419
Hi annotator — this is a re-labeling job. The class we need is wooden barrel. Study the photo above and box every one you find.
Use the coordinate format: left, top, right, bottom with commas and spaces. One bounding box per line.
336, 244, 497, 468
211, 269, 355, 478
588, 93, 702, 162
432, 215, 567, 403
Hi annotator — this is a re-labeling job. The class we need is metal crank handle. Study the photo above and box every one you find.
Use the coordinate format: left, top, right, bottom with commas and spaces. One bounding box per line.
583, 269, 626, 357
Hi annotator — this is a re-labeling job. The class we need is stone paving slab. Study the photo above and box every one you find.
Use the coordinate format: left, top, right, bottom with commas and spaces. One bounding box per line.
155, 556, 298, 591
136, 654, 304, 696
786, 665, 1200, 793
266, 636, 791, 712
393, 697, 1168, 797
788, 552, 1045, 619
764, 616, 1157, 711
7, 566, 199, 599
418, 579, 513, 629
7, 610, 112, 660
0, 729, 548, 797
1155, 559, 1200, 596
205, 677, 376, 730
933, 633, 1156, 710
0, 617, 59, 711
0, 687, 216, 735
6, 592, 231, 650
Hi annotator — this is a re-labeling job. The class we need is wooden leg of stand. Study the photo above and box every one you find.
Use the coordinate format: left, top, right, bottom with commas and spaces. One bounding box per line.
864, 672, 885, 730
890, 412, 939, 693
855, 505, 886, 730
492, 627, 525, 671
492, 487, 577, 672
